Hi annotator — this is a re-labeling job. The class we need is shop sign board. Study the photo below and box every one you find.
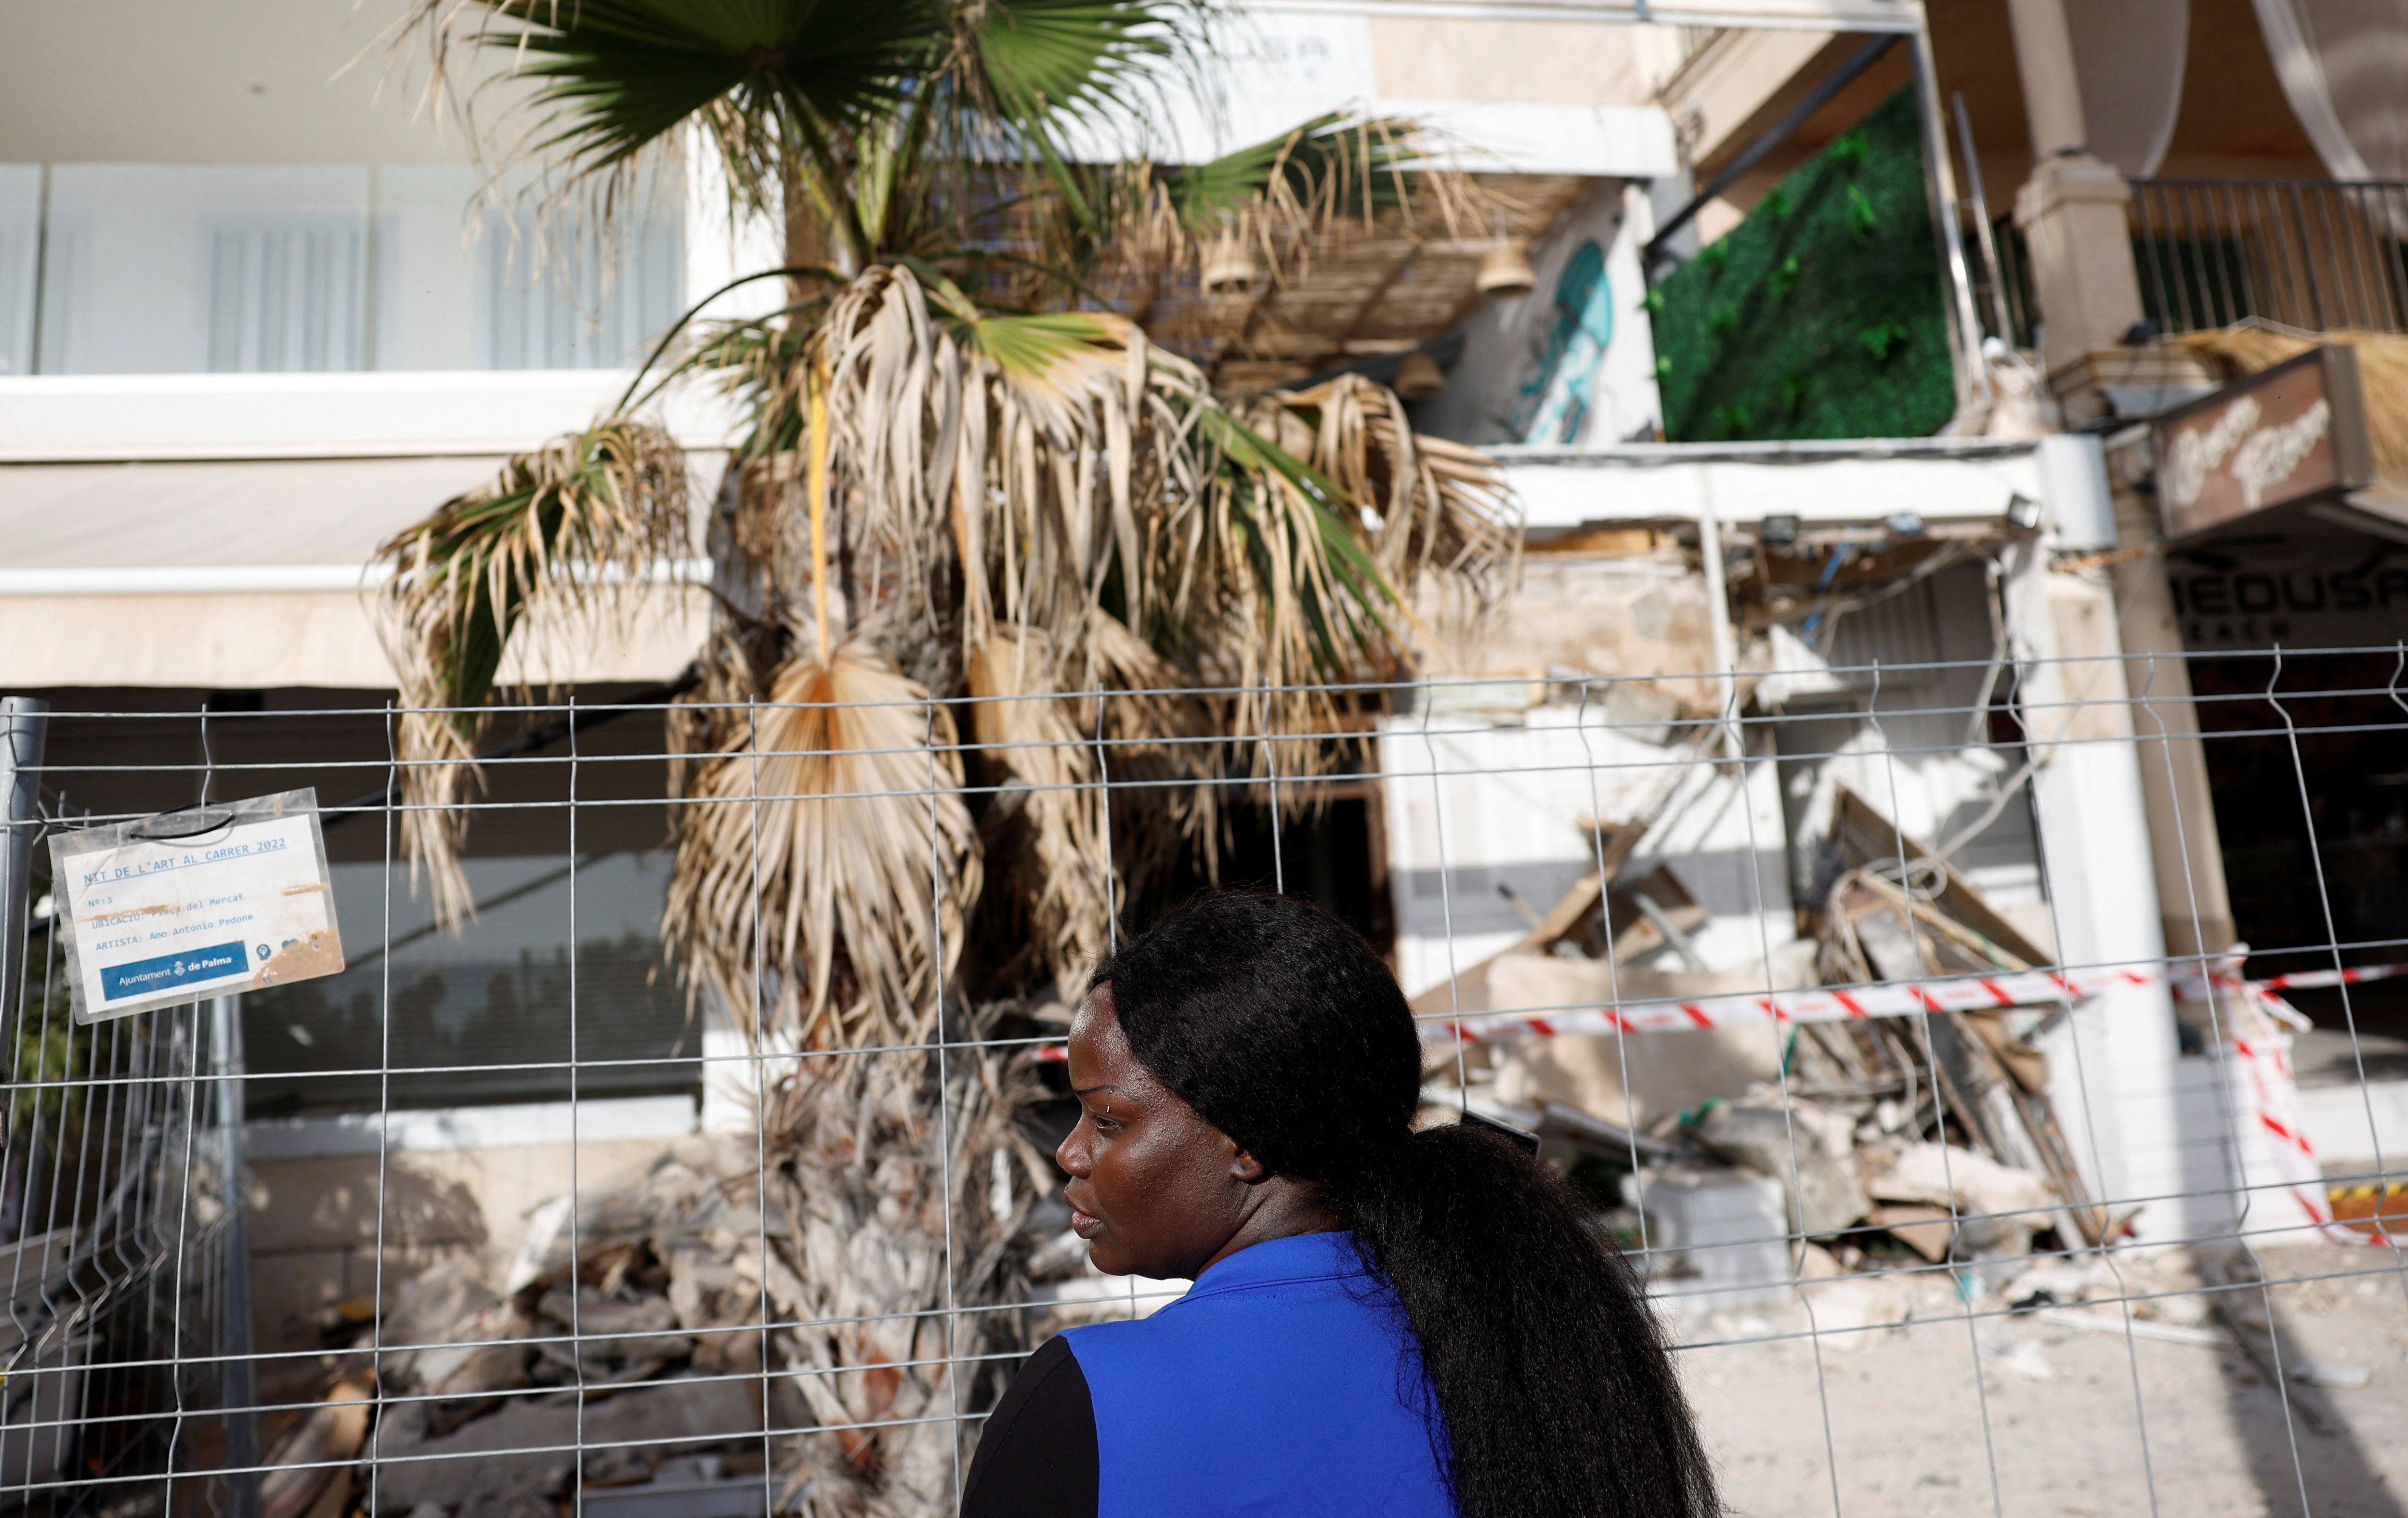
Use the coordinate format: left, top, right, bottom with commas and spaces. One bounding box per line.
2166, 539, 2408, 650
49, 790, 344, 1023
2153, 346, 2373, 541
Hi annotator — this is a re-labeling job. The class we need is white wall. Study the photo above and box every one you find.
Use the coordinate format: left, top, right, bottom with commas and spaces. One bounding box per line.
1501, 443, 2049, 532
0, 0, 499, 166
39, 165, 368, 373
1378, 707, 1796, 1002
1073, 5, 1678, 176
0, 371, 741, 461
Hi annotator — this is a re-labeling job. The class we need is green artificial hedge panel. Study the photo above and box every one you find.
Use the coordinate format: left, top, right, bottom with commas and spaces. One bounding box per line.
1652, 87, 1955, 442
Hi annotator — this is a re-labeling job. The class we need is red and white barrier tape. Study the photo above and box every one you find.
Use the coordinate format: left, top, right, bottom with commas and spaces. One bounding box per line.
1419, 957, 2399, 1045
1409, 955, 2382, 1247
1035, 952, 2395, 1244
2247, 962, 2408, 992
1428, 966, 2133, 1044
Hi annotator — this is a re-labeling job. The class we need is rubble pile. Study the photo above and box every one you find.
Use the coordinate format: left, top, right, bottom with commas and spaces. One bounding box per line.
286, 1046, 1051, 1518
1424, 785, 2128, 1315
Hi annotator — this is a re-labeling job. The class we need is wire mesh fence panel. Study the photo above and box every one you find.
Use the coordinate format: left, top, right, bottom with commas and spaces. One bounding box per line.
2, 645, 2406, 1518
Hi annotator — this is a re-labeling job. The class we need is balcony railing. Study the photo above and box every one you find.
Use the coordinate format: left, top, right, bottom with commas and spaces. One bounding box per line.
1961, 180, 2408, 352
2128, 177, 2408, 336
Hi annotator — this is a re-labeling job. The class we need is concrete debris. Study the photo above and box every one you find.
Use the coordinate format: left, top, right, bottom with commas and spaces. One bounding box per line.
583, 1455, 779, 1518
1860, 1141, 2057, 1219
260, 1377, 372, 1518
1864, 1203, 1953, 1262
2036, 1307, 2225, 1348
1791, 1247, 1913, 1348
1621, 1165, 1791, 1312
320, 1037, 1050, 1518
346, 1137, 798, 1484
1856, 1141, 2058, 1284
381, 1259, 503, 1390
369, 1372, 768, 1514
1997, 1255, 2122, 1309
1691, 1095, 1871, 1237
1443, 951, 1789, 1129
1979, 1341, 2057, 1381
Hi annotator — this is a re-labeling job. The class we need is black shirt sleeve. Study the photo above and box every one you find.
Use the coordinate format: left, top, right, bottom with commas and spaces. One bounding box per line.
961, 1334, 1099, 1518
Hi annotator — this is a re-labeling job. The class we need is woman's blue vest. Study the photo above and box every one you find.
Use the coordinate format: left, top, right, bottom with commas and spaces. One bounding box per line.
1063, 1230, 1456, 1518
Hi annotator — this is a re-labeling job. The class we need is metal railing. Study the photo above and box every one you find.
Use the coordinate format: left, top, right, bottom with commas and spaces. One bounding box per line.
2128, 178, 2408, 336
1978, 213, 2039, 351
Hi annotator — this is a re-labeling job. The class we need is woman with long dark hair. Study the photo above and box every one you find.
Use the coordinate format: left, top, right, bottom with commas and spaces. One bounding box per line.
962, 889, 1717, 1518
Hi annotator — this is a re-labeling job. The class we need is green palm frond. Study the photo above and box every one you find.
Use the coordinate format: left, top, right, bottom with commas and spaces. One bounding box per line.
402, 0, 1202, 268
959, 0, 1185, 128
948, 305, 1121, 380
431, 0, 945, 169
1158, 111, 1425, 234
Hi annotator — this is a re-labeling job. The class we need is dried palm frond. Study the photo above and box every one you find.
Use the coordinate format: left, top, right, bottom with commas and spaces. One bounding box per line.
1256, 373, 1518, 596
965, 628, 1111, 987
1144, 399, 1469, 773
699, 264, 1514, 925
664, 642, 981, 1051
1070, 605, 1221, 902
2171, 325, 2408, 480
1014, 113, 1487, 317
376, 419, 689, 923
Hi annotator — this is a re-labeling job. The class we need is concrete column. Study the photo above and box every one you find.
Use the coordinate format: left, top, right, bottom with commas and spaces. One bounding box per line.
2109, 490, 2237, 966
2003, 0, 2088, 158
2015, 162, 2147, 377
2002, 0, 2146, 377
2004, 547, 2194, 1241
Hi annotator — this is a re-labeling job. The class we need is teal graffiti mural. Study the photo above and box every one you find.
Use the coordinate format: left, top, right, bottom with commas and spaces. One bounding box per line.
1508, 239, 1614, 445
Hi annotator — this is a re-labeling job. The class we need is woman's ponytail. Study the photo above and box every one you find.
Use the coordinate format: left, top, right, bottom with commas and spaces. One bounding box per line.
1093, 889, 1718, 1518
1332, 1124, 1716, 1518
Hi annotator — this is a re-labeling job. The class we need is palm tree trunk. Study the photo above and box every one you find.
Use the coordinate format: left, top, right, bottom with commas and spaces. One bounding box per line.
764, 1025, 1041, 1516
783, 158, 841, 302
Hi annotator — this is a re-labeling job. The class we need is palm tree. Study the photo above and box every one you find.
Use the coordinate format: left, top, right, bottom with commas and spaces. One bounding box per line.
372, 2, 1515, 1507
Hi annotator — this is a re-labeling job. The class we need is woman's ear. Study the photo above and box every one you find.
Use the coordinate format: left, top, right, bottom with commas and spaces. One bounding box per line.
1228, 1140, 1270, 1185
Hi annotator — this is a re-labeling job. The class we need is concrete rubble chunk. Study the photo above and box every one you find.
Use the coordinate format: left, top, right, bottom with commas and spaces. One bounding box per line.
370, 1374, 767, 1514
1693, 1095, 1872, 1237
1858, 1140, 2055, 1218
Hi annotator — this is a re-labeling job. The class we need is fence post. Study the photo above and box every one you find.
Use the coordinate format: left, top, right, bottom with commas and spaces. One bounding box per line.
0, 698, 47, 1041
210, 992, 260, 1518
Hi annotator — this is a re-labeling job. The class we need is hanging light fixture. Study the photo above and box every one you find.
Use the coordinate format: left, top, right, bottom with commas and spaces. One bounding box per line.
1200, 230, 1260, 294
1476, 237, 1537, 298
1394, 351, 1446, 399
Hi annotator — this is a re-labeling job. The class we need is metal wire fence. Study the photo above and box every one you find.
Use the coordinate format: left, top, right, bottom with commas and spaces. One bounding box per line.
2, 645, 2406, 1518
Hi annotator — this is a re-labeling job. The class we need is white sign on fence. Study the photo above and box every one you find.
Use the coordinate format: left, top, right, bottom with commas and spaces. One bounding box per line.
50, 788, 344, 1023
